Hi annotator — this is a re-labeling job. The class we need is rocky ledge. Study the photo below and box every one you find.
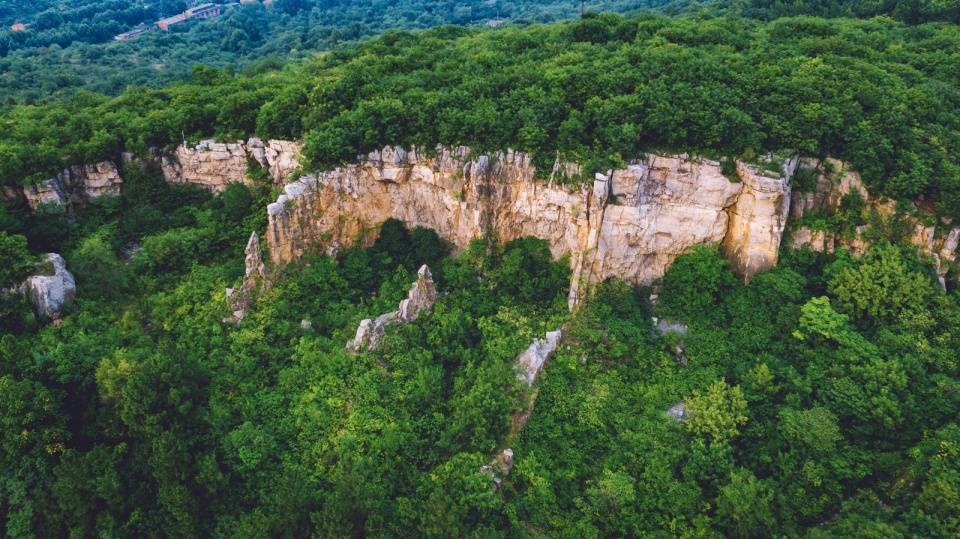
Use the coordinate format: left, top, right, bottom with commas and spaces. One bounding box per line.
266, 145, 797, 308
162, 138, 301, 191
22, 161, 123, 209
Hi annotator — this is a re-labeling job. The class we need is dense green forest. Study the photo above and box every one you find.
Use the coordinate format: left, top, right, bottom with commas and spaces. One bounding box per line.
3, 5, 960, 538
731, 0, 960, 23
3, 158, 960, 536
3, 13, 959, 215
0, 0, 676, 103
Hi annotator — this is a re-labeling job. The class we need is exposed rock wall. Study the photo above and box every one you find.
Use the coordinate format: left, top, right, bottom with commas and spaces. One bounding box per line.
225, 232, 267, 323
266, 146, 795, 305
161, 138, 301, 191
789, 157, 960, 287
516, 329, 563, 386
22, 161, 123, 209
724, 159, 798, 278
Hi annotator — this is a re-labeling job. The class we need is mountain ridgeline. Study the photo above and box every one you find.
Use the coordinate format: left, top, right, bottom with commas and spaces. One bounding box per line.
2, 13, 959, 218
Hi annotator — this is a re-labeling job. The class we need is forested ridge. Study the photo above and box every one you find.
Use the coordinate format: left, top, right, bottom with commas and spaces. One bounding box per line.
2, 5, 960, 539
0, 0, 675, 103
3, 13, 960, 216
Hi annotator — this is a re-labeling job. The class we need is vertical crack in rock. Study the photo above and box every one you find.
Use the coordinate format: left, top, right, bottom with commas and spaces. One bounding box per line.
722, 157, 798, 280
265, 146, 799, 310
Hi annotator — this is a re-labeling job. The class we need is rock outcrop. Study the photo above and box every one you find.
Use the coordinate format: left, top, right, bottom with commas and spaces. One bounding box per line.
21, 253, 76, 319
667, 402, 688, 422
789, 158, 869, 221
23, 161, 123, 209
225, 232, 267, 323
516, 329, 563, 386
349, 265, 438, 351
789, 157, 960, 287
162, 138, 301, 191
266, 146, 796, 307
723, 159, 798, 279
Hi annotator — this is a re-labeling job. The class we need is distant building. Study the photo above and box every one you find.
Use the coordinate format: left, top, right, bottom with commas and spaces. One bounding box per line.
156, 3, 222, 31
10, 22, 26, 32
114, 26, 152, 41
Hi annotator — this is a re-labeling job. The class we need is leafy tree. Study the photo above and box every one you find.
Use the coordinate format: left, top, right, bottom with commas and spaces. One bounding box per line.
684, 380, 749, 443
715, 468, 775, 538
0, 231, 34, 288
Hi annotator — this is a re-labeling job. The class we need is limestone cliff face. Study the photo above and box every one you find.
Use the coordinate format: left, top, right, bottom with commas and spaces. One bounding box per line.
22, 161, 123, 209
723, 159, 798, 278
266, 146, 795, 305
161, 138, 301, 191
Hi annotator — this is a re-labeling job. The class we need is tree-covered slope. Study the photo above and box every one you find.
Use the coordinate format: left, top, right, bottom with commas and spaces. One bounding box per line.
2, 166, 960, 536
3, 13, 960, 216
728, 0, 960, 24
3, 9, 960, 537
0, 0, 677, 103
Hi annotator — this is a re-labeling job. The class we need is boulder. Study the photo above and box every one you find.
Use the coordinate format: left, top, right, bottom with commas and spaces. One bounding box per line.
21, 253, 76, 319
667, 402, 687, 422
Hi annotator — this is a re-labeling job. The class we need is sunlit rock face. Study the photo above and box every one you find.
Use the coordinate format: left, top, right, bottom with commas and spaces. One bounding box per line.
162, 138, 301, 191
723, 158, 798, 279
266, 146, 795, 307
22, 161, 123, 209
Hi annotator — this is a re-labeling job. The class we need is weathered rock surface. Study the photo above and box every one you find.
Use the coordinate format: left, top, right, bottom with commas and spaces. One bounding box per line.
225, 232, 267, 323
162, 138, 301, 191
667, 402, 688, 422
789, 158, 868, 221
23, 161, 123, 209
791, 227, 835, 253
723, 159, 798, 279
349, 265, 438, 351
21, 253, 76, 319
266, 146, 795, 307
788, 157, 960, 287
516, 329, 563, 386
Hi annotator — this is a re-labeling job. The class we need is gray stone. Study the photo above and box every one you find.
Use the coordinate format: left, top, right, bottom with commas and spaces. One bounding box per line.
516, 329, 562, 386
667, 402, 687, 422
21, 253, 76, 319
349, 265, 437, 351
